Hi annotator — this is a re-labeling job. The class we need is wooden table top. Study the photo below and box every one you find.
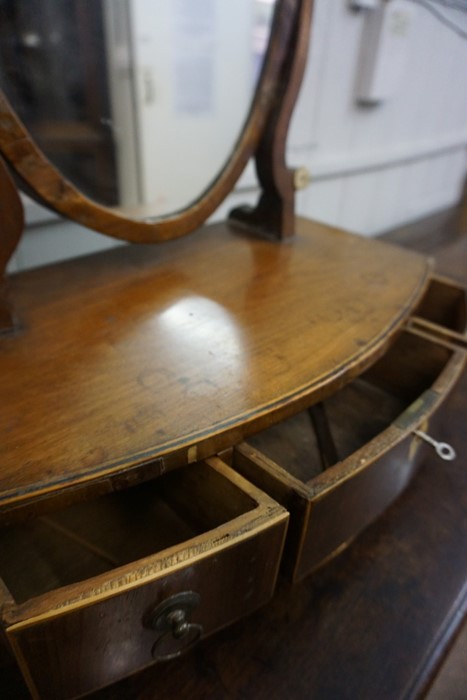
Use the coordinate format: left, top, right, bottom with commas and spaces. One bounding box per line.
1, 215, 466, 700
0, 218, 428, 512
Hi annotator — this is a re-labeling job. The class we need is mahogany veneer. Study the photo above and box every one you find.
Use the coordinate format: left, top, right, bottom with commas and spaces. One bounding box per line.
234, 325, 465, 579
4, 214, 465, 699
0, 217, 430, 517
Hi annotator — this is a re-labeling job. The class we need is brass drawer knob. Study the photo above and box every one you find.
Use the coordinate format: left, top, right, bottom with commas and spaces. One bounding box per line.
147, 591, 203, 661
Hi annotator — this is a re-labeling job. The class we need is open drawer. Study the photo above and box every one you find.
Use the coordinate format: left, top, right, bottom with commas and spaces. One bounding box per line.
231, 328, 466, 581
409, 274, 467, 349
0, 458, 288, 700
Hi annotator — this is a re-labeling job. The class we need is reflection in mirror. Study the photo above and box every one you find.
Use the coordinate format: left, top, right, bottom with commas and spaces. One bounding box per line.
0, 0, 276, 218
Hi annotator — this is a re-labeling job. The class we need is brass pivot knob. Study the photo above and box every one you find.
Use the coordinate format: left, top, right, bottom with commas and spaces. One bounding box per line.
146, 591, 203, 661
293, 166, 311, 190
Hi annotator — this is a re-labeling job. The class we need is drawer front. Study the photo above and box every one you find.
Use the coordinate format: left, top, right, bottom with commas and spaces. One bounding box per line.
0, 459, 288, 699
7, 520, 285, 700
233, 333, 466, 582
234, 434, 425, 582
295, 435, 423, 578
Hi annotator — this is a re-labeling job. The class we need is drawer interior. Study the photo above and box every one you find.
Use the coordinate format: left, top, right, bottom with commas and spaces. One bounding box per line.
414, 277, 466, 332
0, 461, 256, 604
246, 331, 453, 483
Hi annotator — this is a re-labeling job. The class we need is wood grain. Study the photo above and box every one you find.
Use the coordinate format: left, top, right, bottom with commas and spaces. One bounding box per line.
0, 156, 23, 332
0, 460, 288, 699
6, 365, 459, 700
2, 189, 466, 700
0, 218, 429, 515
234, 328, 465, 579
59, 357, 467, 700
7, 519, 287, 700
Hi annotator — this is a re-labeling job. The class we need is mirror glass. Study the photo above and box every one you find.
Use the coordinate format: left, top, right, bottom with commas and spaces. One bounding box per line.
0, 0, 276, 219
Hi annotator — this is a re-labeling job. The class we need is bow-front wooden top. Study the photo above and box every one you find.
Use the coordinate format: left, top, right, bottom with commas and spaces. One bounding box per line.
0, 217, 429, 515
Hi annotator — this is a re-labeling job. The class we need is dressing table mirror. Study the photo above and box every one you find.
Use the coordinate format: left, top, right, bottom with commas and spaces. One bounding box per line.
0, 1, 466, 699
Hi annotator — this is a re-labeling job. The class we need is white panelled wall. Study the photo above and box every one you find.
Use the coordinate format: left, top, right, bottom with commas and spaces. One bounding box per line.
291, 0, 467, 234
9, 0, 467, 271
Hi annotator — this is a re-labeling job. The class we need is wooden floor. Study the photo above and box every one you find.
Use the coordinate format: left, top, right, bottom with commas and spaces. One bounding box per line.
2, 203, 467, 699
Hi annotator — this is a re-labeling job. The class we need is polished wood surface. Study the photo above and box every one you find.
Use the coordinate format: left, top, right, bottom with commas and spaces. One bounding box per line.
2, 215, 464, 700
3, 375, 465, 700
235, 327, 465, 579
2, 401, 466, 700
0, 218, 429, 514
0, 156, 23, 331
0, 459, 287, 699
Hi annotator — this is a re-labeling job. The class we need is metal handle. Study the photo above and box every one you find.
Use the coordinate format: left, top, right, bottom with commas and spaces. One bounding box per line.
146, 591, 203, 662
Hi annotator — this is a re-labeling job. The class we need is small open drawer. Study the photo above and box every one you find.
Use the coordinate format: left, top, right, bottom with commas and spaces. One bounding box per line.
409, 275, 467, 349
231, 328, 465, 581
0, 458, 288, 700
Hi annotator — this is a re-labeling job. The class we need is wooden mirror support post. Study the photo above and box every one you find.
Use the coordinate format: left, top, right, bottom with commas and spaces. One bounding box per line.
0, 1, 312, 239
230, 0, 313, 238
0, 156, 23, 333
